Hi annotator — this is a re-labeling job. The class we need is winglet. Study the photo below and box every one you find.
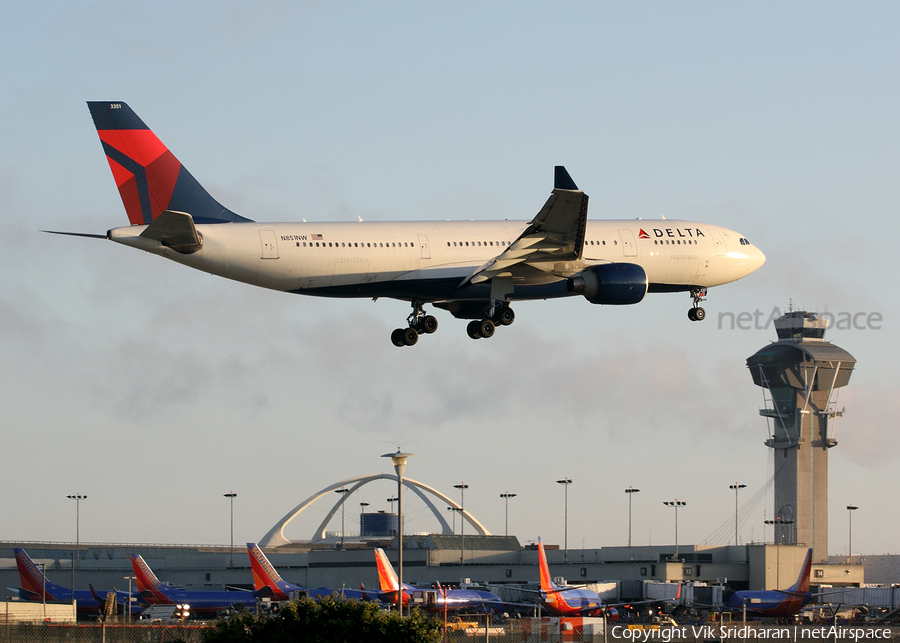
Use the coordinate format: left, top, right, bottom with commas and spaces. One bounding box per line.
554, 166, 579, 191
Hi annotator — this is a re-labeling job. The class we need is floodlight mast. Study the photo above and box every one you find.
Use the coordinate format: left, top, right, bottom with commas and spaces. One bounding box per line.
382, 450, 416, 616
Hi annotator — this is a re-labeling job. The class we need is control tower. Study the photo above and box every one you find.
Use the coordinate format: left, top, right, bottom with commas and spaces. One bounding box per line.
746, 311, 856, 563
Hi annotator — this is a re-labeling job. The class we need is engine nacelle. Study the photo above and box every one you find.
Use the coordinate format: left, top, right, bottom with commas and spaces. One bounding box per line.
566, 263, 648, 305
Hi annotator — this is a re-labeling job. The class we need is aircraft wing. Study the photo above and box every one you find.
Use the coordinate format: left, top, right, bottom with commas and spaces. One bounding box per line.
462, 166, 588, 287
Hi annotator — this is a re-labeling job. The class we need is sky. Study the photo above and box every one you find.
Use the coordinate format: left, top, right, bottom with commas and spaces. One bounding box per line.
1, 2, 898, 558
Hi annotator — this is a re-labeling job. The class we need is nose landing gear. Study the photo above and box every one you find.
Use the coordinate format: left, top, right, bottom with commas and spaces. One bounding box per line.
688, 288, 707, 322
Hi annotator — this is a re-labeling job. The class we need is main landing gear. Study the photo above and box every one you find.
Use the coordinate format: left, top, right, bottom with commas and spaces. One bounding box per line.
466, 303, 515, 340
688, 287, 707, 322
391, 300, 438, 347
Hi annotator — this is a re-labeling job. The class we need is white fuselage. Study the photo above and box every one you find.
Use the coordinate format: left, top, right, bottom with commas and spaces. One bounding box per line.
108, 218, 765, 302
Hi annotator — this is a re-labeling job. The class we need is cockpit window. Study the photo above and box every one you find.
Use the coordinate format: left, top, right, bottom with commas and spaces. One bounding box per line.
740, 238, 751, 245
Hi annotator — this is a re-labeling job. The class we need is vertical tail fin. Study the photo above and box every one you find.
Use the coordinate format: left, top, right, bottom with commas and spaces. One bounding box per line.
14, 549, 61, 601
373, 548, 399, 593
789, 548, 813, 594
537, 539, 560, 610
247, 543, 286, 593
86, 102, 251, 226
130, 555, 172, 604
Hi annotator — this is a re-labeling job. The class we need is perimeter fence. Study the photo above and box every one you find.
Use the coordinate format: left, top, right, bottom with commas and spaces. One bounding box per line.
2, 616, 900, 643
0, 623, 204, 643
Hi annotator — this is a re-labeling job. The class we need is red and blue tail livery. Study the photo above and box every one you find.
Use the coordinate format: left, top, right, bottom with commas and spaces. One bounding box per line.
14, 548, 136, 615
373, 547, 501, 612
247, 543, 366, 602
87, 102, 250, 226
537, 539, 604, 616
725, 548, 813, 617
130, 554, 255, 615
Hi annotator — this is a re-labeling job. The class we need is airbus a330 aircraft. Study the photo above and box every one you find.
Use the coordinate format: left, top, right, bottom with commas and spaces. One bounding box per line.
74, 102, 765, 346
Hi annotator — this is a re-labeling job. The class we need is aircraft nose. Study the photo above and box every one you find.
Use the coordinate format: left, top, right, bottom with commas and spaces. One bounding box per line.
753, 246, 767, 271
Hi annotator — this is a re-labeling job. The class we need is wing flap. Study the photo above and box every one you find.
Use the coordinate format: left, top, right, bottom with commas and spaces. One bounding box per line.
463, 166, 589, 287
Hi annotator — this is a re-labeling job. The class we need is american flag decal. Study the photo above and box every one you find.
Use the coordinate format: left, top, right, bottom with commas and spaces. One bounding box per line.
311, 233, 323, 240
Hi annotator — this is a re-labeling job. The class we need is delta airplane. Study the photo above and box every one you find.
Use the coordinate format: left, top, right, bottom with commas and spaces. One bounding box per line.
247, 542, 366, 602
535, 539, 605, 617
373, 547, 502, 612
12, 548, 136, 616
66, 102, 765, 346
724, 548, 813, 617
131, 554, 255, 616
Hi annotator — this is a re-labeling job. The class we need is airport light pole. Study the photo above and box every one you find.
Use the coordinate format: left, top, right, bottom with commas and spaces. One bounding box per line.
730, 484, 746, 546
67, 494, 86, 585
500, 493, 517, 537
383, 450, 415, 616
124, 576, 136, 623
447, 506, 461, 535
663, 500, 686, 561
847, 505, 858, 563
334, 488, 350, 548
387, 496, 398, 517
223, 492, 237, 568
454, 484, 468, 565
359, 502, 369, 537
625, 487, 640, 547
557, 478, 572, 562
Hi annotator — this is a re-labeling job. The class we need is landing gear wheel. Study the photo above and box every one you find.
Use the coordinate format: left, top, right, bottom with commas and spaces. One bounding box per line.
402, 328, 419, 346
479, 319, 495, 338
420, 315, 438, 334
467, 320, 482, 339
391, 328, 406, 347
688, 288, 707, 322
497, 307, 515, 326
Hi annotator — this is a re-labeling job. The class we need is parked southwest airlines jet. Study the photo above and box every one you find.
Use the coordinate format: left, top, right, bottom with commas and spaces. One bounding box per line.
130, 554, 255, 616
724, 548, 813, 617
13, 548, 135, 616
536, 539, 605, 617
246, 542, 366, 602
77, 102, 765, 346
373, 548, 502, 612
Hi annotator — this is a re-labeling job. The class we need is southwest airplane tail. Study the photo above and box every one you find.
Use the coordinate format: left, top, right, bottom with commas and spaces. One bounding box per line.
373, 547, 409, 606
14, 548, 108, 613
131, 554, 256, 615
130, 554, 171, 604
15, 548, 67, 602
372, 548, 501, 612
536, 539, 603, 616
247, 542, 292, 601
726, 548, 813, 617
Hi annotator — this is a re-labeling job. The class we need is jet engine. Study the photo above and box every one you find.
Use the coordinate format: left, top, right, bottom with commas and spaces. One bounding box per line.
566, 263, 648, 305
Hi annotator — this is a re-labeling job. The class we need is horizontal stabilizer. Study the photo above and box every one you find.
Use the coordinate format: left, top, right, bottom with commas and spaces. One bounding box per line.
139, 210, 202, 254
41, 230, 108, 239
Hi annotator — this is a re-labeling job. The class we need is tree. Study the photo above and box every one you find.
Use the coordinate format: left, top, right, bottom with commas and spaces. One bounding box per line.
201, 595, 442, 643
